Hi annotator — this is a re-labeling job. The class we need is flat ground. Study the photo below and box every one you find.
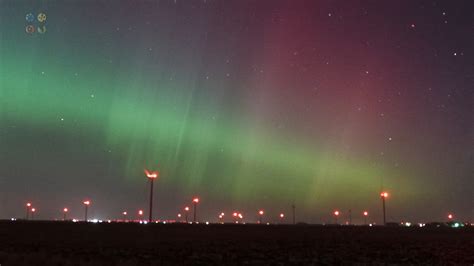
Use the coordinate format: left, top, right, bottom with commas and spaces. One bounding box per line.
0, 221, 472, 265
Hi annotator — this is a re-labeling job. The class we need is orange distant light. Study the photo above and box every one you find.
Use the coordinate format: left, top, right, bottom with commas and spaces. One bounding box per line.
220, 212, 225, 216
258, 210, 264, 215
448, 214, 453, 219
64, 208, 68, 212
280, 213, 285, 218
144, 169, 159, 179
31, 208, 36, 212
83, 200, 90, 205
184, 206, 190, 211
334, 210, 340, 216
123, 211, 127, 215
363, 211, 368, 216
380, 192, 389, 198
138, 210, 144, 215
193, 198, 199, 203
233, 212, 238, 217
26, 202, 32, 207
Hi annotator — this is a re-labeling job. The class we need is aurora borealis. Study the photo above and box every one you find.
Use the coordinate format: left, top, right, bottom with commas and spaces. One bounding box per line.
0, 0, 472, 223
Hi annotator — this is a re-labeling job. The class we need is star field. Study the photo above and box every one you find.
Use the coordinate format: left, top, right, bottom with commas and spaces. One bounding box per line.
0, 0, 472, 223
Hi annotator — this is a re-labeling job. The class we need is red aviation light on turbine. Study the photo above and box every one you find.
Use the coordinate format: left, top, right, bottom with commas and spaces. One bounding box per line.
144, 169, 159, 179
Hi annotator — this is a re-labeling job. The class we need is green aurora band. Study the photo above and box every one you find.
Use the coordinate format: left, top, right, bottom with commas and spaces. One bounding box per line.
1, 51, 427, 210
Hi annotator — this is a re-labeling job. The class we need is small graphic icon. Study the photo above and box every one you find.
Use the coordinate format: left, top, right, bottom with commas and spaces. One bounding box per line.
37, 25, 46, 34
25, 25, 35, 34
37, 13, 47, 23
25, 13, 35, 22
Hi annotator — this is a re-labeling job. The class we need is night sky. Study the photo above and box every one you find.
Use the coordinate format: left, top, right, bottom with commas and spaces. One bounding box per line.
0, 0, 472, 224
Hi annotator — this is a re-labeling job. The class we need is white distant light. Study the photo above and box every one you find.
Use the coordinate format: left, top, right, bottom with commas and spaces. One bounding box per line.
72, 219, 78, 223
206, 221, 209, 225
91, 219, 99, 223
10, 218, 16, 221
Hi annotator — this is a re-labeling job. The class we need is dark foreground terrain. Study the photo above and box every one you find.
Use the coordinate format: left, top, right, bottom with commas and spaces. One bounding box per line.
0, 221, 472, 265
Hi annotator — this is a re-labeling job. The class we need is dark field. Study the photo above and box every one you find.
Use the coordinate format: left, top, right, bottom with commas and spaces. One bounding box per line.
0, 221, 472, 265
